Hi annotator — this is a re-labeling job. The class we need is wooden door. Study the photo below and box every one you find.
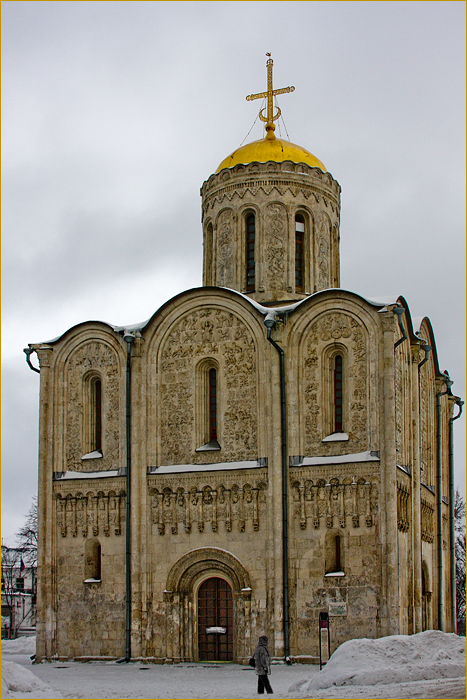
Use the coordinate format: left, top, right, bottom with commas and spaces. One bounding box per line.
198, 577, 233, 661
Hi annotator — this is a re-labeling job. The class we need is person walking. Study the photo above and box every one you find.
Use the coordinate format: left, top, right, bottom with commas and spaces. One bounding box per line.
253, 635, 273, 694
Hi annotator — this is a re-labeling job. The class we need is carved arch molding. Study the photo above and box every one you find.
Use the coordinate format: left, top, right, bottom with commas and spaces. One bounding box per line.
166, 547, 251, 594
163, 548, 252, 663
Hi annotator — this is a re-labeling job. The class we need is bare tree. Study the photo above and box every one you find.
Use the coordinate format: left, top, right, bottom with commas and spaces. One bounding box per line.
15, 496, 38, 567
455, 488, 466, 635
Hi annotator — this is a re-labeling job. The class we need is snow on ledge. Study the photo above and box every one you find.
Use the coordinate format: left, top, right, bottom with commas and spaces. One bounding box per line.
54, 469, 120, 480
148, 459, 264, 475
322, 432, 349, 442
81, 450, 103, 460
296, 450, 380, 467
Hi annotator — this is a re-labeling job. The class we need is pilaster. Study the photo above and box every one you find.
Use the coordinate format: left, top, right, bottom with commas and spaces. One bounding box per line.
411, 343, 423, 633
33, 345, 55, 661
379, 310, 400, 636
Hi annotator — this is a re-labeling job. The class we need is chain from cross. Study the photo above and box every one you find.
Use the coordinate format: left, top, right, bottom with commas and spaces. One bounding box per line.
246, 57, 295, 133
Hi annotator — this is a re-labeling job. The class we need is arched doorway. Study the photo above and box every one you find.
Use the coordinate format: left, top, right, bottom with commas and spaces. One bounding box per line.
198, 577, 233, 661
165, 547, 251, 663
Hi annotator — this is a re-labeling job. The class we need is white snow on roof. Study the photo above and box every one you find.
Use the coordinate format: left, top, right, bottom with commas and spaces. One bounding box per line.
296, 450, 380, 466
148, 459, 262, 474
33, 288, 403, 346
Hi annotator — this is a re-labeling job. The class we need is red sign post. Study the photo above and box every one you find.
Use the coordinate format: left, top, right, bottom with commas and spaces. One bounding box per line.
319, 612, 331, 670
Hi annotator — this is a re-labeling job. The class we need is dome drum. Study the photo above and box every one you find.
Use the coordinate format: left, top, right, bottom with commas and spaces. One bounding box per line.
201, 160, 341, 303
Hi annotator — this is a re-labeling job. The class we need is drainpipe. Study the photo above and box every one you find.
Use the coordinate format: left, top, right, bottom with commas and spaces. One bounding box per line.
24, 348, 40, 374
436, 372, 453, 631
449, 399, 463, 633
123, 332, 135, 662
393, 306, 407, 349
264, 313, 290, 663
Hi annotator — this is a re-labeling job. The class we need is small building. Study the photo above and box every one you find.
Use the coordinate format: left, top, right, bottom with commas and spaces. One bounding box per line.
28, 60, 462, 663
1, 546, 36, 638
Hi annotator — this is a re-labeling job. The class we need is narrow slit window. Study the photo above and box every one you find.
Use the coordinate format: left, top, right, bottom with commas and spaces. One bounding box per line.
295, 214, 305, 292
246, 214, 255, 292
335, 535, 341, 571
209, 368, 217, 441
94, 379, 102, 451
85, 539, 101, 582
334, 355, 343, 432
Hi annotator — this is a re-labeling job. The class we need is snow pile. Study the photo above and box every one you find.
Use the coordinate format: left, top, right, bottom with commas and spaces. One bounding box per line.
291, 631, 465, 692
1, 661, 62, 698
1, 635, 36, 655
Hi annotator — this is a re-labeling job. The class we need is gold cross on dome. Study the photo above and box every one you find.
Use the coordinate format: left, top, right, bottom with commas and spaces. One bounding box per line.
246, 56, 295, 137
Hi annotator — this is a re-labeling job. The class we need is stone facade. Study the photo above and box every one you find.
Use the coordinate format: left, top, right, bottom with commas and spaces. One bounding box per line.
29, 138, 460, 664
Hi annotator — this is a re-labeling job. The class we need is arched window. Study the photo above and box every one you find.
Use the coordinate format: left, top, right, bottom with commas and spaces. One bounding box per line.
209, 368, 217, 441
324, 531, 344, 576
295, 214, 305, 292
94, 379, 102, 451
334, 355, 343, 432
84, 539, 101, 582
83, 375, 103, 457
246, 214, 255, 292
195, 361, 220, 451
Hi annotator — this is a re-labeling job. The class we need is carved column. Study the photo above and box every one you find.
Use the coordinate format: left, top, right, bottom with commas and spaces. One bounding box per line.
211, 490, 218, 532
312, 485, 319, 528
298, 485, 306, 530
238, 488, 245, 532
252, 488, 259, 531
339, 484, 345, 528
225, 489, 232, 532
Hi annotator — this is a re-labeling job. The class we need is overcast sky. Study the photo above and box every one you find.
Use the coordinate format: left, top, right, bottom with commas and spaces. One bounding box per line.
2, 1, 465, 546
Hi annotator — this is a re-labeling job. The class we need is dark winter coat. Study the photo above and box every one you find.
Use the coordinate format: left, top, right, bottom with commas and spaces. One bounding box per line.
253, 636, 271, 676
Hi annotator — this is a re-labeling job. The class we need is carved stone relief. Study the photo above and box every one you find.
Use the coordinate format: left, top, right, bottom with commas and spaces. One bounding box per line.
315, 211, 330, 291
421, 498, 435, 543
291, 475, 378, 530
216, 209, 234, 288
159, 309, 257, 465
264, 203, 287, 291
66, 342, 120, 472
55, 488, 125, 538
148, 474, 267, 534
397, 480, 410, 532
303, 312, 368, 455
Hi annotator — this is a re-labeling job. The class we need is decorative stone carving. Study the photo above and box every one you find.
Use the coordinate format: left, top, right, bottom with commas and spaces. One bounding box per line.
55, 487, 125, 538
159, 309, 257, 465
303, 312, 368, 454
216, 209, 234, 288
148, 474, 267, 534
291, 475, 378, 530
315, 211, 330, 291
397, 481, 410, 532
264, 203, 287, 291
66, 341, 120, 472
421, 498, 435, 542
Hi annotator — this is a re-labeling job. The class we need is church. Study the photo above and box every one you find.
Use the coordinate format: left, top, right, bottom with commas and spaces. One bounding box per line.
28, 59, 462, 664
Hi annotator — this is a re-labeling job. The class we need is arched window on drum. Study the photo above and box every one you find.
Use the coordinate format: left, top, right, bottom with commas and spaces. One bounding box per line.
295, 214, 305, 292
245, 213, 256, 292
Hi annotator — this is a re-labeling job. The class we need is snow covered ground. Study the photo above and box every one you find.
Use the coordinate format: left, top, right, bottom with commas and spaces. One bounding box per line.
1, 632, 465, 699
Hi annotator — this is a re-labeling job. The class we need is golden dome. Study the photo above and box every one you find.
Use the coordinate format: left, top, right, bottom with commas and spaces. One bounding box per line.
216, 132, 326, 173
